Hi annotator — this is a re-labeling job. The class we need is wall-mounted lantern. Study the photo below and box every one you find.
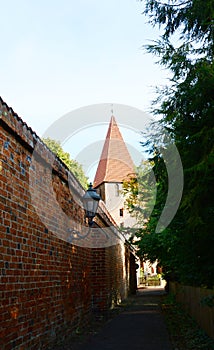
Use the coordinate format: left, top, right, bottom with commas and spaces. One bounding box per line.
82, 183, 101, 227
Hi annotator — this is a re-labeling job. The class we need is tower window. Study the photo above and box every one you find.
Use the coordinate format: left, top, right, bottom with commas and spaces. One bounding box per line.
119, 208, 124, 217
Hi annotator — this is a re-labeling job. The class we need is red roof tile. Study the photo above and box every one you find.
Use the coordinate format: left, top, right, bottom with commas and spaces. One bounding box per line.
93, 116, 135, 187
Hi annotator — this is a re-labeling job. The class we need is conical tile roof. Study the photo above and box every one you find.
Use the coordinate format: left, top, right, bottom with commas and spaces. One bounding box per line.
93, 116, 135, 187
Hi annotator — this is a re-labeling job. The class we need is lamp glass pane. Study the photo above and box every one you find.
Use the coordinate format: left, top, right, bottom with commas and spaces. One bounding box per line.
87, 199, 94, 213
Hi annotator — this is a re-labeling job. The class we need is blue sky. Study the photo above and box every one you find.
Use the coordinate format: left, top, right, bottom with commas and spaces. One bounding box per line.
1, 0, 167, 180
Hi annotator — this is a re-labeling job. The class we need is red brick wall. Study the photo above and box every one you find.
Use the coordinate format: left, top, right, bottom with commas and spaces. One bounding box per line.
0, 99, 137, 349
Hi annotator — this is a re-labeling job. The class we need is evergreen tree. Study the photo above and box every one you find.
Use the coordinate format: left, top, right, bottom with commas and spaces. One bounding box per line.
126, 0, 214, 287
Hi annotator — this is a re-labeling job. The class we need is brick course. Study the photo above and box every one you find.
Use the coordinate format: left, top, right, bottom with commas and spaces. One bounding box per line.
0, 98, 137, 350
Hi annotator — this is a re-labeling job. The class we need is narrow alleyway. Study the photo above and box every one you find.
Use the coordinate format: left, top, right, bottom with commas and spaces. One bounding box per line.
54, 287, 172, 350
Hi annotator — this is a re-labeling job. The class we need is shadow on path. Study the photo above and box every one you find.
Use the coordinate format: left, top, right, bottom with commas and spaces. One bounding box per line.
68, 287, 172, 350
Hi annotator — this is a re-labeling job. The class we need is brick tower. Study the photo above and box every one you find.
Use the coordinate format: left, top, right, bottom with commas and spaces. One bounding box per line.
93, 115, 136, 228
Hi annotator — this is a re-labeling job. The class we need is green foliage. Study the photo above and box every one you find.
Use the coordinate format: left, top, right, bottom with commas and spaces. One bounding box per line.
200, 295, 214, 308
144, 0, 214, 54
125, 0, 214, 287
122, 161, 157, 223
43, 137, 88, 189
